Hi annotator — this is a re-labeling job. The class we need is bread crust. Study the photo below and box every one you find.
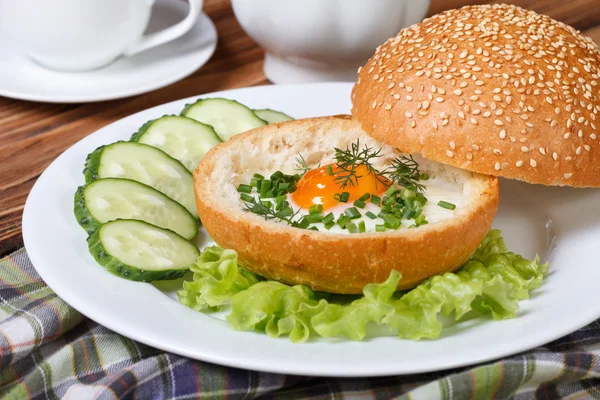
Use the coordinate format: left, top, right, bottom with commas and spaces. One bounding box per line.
194, 116, 499, 294
352, 4, 600, 188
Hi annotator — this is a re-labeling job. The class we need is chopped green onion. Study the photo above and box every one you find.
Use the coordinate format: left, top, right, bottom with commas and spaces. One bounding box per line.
287, 184, 297, 193
274, 194, 287, 205
326, 165, 334, 176
253, 173, 265, 180
259, 180, 272, 197
403, 209, 416, 220
421, 173, 430, 180
359, 193, 371, 202
270, 171, 283, 180
401, 188, 415, 200
261, 200, 273, 208
339, 192, 350, 203
346, 222, 358, 233
370, 195, 381, 206
365, 211, 377, 219
337, 215, 350, 229
240, 193, 254, 203
322, 212, 335, 225
308, 226, 319, 231
278, 182, 291, 191
345, 207, 361, 219
415, 214, 427, 226
237, 184, 252, 193
278, 207, 293, 217
384, 214, 401, 229
386, 186, 397, 196
309, 204, 324, 214
438, 200, 456, 210
377, 210, 388, 219
404, 199, 414, 210
358, 221, 366, 233
353, 200, 366, 209
276, 200, 289, 211
306, 213, 323, 223
376, 225, 386, 232
250, 177, 261, 188
297, 218, 310, 229
324, 220, 335, 230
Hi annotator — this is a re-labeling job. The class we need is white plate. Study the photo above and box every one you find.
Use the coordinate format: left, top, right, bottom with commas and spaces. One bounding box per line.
0, 0, 217, 103
22, 83, 600, 377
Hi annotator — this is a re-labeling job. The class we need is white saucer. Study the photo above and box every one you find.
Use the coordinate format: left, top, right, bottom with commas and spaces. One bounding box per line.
0, 0, 217, 103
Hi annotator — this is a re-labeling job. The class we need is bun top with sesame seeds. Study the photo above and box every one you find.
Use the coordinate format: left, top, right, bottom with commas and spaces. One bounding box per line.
351, 4, 600, 187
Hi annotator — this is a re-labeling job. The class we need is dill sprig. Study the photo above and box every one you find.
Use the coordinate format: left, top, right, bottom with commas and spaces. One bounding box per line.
242, 197, 304, 226
382, 155, 425, 193
294, 154, 310, 175
333, 139, 388, 189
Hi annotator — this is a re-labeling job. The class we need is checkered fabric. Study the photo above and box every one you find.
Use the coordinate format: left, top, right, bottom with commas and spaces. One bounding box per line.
1, 248, 600, 399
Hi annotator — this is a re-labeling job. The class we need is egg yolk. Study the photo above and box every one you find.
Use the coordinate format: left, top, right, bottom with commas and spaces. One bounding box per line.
291, 164, 389, 210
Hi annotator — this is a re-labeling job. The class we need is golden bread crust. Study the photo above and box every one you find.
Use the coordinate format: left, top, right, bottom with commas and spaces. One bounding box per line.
194, 116, 498, 294
352, 4, 600, 187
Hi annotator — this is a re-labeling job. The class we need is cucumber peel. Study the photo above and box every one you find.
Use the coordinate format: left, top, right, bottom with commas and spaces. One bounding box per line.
87, 219, 199, 282
253, 109, 294, 124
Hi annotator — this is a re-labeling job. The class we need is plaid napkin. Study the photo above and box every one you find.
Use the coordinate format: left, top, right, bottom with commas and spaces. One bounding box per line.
1, 249, 600, 400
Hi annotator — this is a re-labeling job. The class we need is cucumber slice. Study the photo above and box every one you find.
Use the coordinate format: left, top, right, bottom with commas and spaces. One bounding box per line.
181, 98, 267, 142
253, 109, 294, 124
84, 142, 198, 218
130, 115, 221, 172
74, 178, 198, 240
87, 219, 199, 282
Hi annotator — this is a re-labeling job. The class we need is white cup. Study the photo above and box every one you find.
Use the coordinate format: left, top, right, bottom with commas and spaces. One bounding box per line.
0, 0, 203, 72
231, 0, 430, 84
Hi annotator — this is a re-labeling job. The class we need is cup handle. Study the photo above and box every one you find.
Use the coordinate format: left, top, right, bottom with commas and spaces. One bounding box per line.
125, 0, 204, 56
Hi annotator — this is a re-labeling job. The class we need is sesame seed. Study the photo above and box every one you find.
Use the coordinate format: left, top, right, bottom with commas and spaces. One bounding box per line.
466, 152, 473, 160
521, 146, 529, 152
499, 130, 506, 139
450, 141, 456, 150
446, 150, 453, 157
530, 159, 537, 167
564, 173, 572, 179
494, 120, 503, 126
552, 152, 558, 161
516, 160, 524, 167
495, 162, 501, 171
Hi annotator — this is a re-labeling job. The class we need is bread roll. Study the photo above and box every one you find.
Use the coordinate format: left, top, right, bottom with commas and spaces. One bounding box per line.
193, 116, 498, 294
352, 4, 600, 187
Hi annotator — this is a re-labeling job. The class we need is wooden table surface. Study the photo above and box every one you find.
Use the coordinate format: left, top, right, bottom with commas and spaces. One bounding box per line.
1, 0, 600, 257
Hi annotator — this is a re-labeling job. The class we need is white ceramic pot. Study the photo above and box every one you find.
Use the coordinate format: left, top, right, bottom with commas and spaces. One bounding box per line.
231, 0, 431, 84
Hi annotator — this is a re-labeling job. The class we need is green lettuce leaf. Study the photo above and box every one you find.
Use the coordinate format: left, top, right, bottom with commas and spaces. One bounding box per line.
177, 246, 259, 311
178, 230, 548, 342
